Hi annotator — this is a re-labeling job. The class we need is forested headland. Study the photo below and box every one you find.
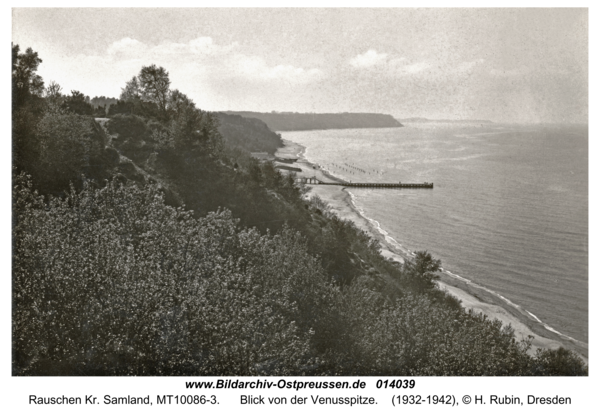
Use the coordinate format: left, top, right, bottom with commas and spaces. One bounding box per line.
12, 45, 587, 376
225, 111, 403, 131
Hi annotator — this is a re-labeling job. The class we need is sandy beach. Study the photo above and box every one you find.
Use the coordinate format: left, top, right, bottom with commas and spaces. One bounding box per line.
276, 138, 588, 362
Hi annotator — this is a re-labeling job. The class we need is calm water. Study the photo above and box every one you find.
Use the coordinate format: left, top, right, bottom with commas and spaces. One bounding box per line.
282, 123, 588, 344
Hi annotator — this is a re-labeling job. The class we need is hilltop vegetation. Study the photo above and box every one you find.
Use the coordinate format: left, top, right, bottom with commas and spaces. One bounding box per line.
225, 111, 403, 131
90, 95, 118, 113
12, 45, 587, 376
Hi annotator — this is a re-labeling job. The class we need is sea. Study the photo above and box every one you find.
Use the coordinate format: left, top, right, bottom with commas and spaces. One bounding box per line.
281, 122, 588, 345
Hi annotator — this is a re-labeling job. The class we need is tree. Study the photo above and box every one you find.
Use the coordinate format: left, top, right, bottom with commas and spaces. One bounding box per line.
403, 251, 442, 292
90, 96, 118, 111
138, 65, 170, 118
12, 44, 44, 111
63, 90, 94, 116
118, 71, 163, 119
167, 89, 197, 119
44, 81, 63, 104
94, 104, 107, 118
108, 99, 135, 116
13, 45, 46, 175
120, 76, 142, 102
167, 89, 200, 147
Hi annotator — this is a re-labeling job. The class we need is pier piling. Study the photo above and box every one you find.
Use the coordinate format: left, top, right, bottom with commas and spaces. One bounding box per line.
298, 177, 433, 188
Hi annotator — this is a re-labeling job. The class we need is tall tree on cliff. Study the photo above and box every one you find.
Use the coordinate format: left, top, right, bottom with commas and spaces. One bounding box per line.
12, 44, 44, 112
12, 44, 46, 174
119, 65, 170, 119
403, 251, 442, 293
138, 64, 171, 119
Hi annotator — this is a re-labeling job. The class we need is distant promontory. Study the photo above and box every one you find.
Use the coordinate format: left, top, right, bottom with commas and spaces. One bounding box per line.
224, 111, 403, 131
399, 117, 494, 124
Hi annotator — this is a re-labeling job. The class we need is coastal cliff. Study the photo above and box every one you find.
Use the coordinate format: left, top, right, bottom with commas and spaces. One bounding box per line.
225, 111, 403, 131
215, 112, 283, 154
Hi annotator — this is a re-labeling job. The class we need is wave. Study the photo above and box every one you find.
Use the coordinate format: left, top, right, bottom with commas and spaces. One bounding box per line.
441, 269, 472, 284
526, 311, 543, 324
524, 309, 581, 342
440, 267, 582, 344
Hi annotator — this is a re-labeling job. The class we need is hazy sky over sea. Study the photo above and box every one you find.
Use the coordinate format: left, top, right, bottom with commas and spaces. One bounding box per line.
12, 8, 588, 123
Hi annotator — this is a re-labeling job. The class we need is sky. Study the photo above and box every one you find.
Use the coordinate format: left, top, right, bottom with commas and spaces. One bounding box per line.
12, 8, 588, 123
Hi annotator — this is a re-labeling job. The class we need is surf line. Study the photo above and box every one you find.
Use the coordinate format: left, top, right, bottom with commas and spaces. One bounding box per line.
346, 190, 580, 345
346, 189, 413, 258
439, 268, 580, 344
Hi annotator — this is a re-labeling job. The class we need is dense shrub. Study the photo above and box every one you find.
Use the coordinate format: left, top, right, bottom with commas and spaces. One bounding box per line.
31, 109, 106, 193
322, 278, 536, 376
106, 114, 152, 141
13, 175, 331, 375
532, 347, 588, 376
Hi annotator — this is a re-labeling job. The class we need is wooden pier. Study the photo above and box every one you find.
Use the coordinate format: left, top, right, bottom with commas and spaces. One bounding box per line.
299, 177, 433, 188
343, 182, 433, 188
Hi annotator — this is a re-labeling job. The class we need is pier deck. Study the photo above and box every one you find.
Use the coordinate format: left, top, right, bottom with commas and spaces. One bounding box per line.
300, 177, 433, 188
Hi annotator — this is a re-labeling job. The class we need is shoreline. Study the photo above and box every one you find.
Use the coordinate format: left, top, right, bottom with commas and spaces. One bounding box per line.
276, 137, 588, 362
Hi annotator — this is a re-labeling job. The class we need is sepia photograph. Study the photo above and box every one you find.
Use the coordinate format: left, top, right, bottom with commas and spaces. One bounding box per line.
11, 5, 589, 383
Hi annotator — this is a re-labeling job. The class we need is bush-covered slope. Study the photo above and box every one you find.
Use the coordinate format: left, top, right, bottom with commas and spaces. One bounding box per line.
14, 173, 586, 375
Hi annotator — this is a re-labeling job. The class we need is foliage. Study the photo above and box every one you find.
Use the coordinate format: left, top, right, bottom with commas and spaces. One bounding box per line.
108, 99, 134, 116
120, 76, 142, 102
532, 347, 588, 376
44, 81, 63, 107
109, 98, 161, 119
167, 90, 215, 150
94, 105, 107, 118
62, 90, 94, 116
402, 251, 442, 292
12, 44, 46, 172
13, 175, 327, 375
32, 108, 106, 192
120, 65, 170, 119
106, 113, 153, 141
90, 95, 118, 111
12, 44, 44, 111
138, 65, 170, 116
